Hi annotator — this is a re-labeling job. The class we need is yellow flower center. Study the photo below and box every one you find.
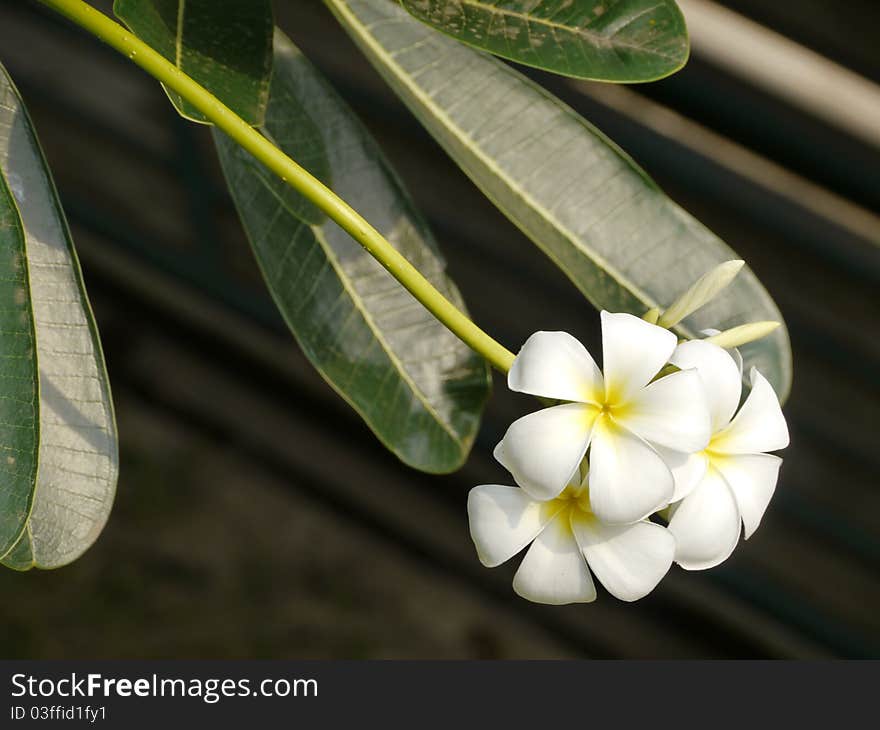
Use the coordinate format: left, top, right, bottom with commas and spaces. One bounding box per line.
596, 396, 632, 423
704, 431, 734, 464
552, 484, 594, 519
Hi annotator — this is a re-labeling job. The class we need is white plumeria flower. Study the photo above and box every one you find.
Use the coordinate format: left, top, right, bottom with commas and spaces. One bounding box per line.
468, 466, 675, 604
664, 340, 789, 570
496, 312, 711, 525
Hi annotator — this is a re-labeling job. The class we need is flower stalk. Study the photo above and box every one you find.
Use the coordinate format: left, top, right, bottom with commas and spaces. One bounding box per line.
35, 0, 516, 374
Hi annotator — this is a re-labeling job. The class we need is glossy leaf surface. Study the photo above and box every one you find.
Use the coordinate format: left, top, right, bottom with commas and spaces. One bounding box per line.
114, 0, 273, 125
214, 32, 490, 473
399, 0, 689, 82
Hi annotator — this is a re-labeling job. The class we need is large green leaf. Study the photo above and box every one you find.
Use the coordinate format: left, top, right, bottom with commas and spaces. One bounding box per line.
0, 64, 119, 570
326, 0, 792, 400
213, 31, 490, 473
399, 0, 689, 82
114, 0, 273, 125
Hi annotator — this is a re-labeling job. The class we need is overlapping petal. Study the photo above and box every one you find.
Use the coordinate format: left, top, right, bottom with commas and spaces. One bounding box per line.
711, 369, 789, 454
467, 485, 565, 567
671, 339, 742, 431
492, 440, 510, 472
620, 369, 712, 453
500, 402, 599, 501
508, 331, 603, 404
655, 446, 708, 502
713, 453, 783, 539
667, 467, 741, 570
512, 513, 596, 605
588, 419, 674, 524
601, 311, 677, 404
571, 514, 674, 601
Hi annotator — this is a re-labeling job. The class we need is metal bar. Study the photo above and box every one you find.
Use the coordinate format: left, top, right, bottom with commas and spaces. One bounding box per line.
679, 0, 880, 150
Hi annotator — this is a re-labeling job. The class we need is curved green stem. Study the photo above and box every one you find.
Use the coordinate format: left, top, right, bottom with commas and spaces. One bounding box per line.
36, 0, 516, 373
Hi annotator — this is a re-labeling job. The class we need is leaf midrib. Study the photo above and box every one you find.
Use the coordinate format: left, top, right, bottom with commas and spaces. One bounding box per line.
174, 0, 186, 70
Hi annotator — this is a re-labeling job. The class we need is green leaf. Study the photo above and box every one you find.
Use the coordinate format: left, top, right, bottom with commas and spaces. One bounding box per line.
326, 0, 792, 401
398, 0, 689, 82
0, 64, 119, 570
213, 31, 491, 473
0, 143, 39, 558
114, 0, 273, 125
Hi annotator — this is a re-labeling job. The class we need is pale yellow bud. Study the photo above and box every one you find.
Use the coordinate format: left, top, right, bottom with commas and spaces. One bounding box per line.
702, 321, 781, 349
659, 260, 745, 328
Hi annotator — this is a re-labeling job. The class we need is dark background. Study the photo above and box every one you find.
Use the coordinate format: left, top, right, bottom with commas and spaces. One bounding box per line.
0, 0, 877, 658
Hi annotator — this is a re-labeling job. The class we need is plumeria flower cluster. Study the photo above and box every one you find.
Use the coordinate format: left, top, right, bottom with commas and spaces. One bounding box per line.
468, 262, 790, 604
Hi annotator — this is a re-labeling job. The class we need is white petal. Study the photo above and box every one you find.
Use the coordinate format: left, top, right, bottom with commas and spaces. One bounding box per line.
500, 403, 598, 501
467, 485, 564, 568
493, 439, 510, 472
512, 512, 596, 605
571, 514, 674, 602
655, 446, 709, 502
508, 331, 603, 404
588, 418, 674, 524
620, 369, 712, 452
671, 340, 742, 432
731, 347, 744, 379
702, 330, 745, 379
601, 311, 677, 403
713, 453, 782, 539
712, 368, 789, 454
667, 467, 741, 570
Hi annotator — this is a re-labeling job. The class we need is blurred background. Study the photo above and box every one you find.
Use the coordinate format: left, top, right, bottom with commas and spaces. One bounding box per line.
0, 0, 877, 658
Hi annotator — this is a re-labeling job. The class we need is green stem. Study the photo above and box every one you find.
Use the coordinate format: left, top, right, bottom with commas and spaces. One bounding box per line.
36, 0, 516, 373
